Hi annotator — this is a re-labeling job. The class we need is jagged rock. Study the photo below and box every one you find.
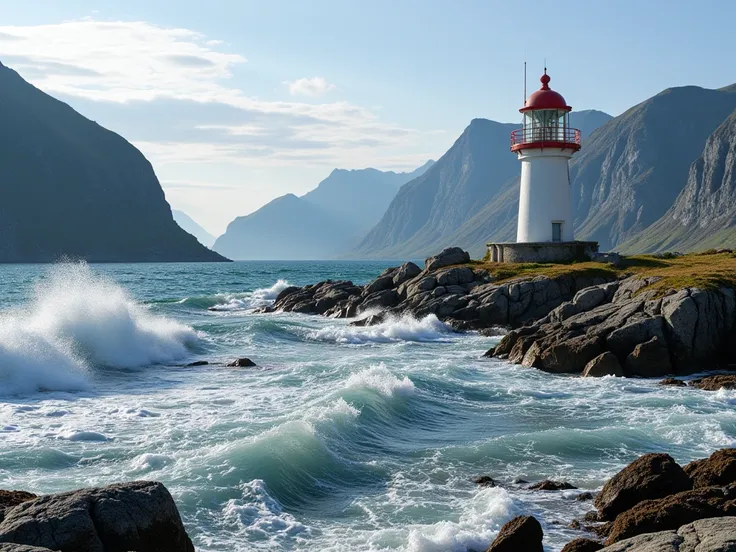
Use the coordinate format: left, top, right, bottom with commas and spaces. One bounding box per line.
473, 476, 497, 488
529, 480, 577, 491
363, 275, 395, 295
486, 515, 543, 552
604, 485, 736, 544
595, 453, 692, 521
359, 290, 400, 312
228, 358, 256, 367
583, 352, 624, 377
435, 267, 475, 286
575, 287, 608, 312
683, 449, 736, 488
0, 545, 55, 552
577, 492, 596, 502
538, 335, 604, 374
599, 517, 736, 551
0, 492, 36, 523
607, 316, 666, 359
625, 336, 673, 377
692, 375, 736, 391
0, 481, 194, 552
561, 538, 604, 552
424, 247, 470, 271
662, 292, 699, 367
393, 262, 422, 286
275, 286, 299, 303
659, 378, 687, 387
407, 275, 437, 297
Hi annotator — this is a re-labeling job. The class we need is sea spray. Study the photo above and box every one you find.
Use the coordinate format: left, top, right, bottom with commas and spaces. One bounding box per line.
207, 280, 292, 312
308, 313, 452, 344
0, 262, 198, 395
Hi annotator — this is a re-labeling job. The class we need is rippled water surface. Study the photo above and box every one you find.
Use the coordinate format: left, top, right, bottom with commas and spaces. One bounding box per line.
0, 261, 734, 551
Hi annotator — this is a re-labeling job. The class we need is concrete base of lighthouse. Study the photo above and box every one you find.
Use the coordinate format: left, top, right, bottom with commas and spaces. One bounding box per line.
485, 241, 599, 264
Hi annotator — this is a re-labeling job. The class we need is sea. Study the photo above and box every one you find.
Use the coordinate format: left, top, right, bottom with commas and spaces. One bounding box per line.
0, 261, 734, 551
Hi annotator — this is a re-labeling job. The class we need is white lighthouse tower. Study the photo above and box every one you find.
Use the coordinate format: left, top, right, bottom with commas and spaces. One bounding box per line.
487, 69, 597, 263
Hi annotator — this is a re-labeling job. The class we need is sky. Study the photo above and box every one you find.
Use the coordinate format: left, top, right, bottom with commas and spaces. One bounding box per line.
1, 1, 735, 236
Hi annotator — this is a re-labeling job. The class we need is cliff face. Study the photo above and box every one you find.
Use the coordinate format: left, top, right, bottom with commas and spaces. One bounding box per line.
620, 108, 736, 252
571, 85, 736, 251
0, 61, 226, 263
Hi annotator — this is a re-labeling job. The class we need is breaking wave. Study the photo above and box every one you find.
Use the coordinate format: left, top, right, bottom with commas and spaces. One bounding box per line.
206, 280, 291, 312
307, 314, 452, 344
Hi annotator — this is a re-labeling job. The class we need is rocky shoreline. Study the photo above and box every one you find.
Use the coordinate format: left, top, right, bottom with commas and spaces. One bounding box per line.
261, 247, 736, 379
483, 447, 736, 551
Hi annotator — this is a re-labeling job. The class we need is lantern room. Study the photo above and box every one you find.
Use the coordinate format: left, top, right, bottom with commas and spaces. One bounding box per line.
511, 71, 581, 152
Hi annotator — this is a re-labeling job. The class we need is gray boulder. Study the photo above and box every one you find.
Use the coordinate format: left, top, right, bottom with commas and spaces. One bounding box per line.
0, 481, 194, 552
599, 516, 736, 551
583, 352, 624, 377
424, 247, 470, 271
625, 336, 673, 377
392, 262, 422, 286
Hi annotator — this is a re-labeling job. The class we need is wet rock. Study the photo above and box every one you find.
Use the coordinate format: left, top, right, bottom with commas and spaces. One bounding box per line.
473, 476, 497, 488
486, 515, 543, 552
228, 357, 256, 367
360, 289, 400, 312
186, 360, 209, 367
595, 453, 692, 521
561, 538, 604, 552
577, 492, 596, 502
0, 481, 194, 552
529, 480, 577, 491
659, 377, 687, 387
583, 352, 624, 377
604, 485, 736, 544
683, 448, 736, 488
538, 335, 603, 374
0, 492, 36, 523
350, 313, 386, 327
274, 286, 299, 303
424, 247, 470, 272
599, 516, 736, 551
692, 375, 736, 391
625, 335, 673, 378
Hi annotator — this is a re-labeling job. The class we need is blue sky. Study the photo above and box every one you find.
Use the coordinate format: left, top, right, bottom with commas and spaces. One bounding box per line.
2, 0, 735, 235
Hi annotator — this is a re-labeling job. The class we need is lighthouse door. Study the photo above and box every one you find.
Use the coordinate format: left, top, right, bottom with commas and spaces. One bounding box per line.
552, 222, 562, 242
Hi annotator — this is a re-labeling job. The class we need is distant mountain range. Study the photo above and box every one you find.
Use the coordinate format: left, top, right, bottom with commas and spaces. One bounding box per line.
0, 60, 226, 263
212, 162, 433, 260
173, 210, 216, 248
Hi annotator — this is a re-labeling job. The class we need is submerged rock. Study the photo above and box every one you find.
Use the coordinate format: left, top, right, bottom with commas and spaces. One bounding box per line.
473, 476, 497, 488
0, 481, 194, 552
529, 480, 577, 491
659, 377, 687, 387
228, 357, 257, 367
595, 453, 692, 521
186, 360, 209, 367
486, 515, 543, 552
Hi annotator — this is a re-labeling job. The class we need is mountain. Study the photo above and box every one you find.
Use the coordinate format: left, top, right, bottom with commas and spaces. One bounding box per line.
0, 61, 226, 263
354, 110, 612, 259
213, 162, 433, 260
302, 161, 434, 232
571, 85, 736, 251
173, 210, 216, 248
619, 107, 736, 253
212, 194, 358, 260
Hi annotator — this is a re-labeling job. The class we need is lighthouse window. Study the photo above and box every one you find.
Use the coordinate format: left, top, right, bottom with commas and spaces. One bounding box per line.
552, 222, 563, 242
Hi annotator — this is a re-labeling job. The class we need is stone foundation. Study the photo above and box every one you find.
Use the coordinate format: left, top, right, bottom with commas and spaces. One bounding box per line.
486, 241, 599, 263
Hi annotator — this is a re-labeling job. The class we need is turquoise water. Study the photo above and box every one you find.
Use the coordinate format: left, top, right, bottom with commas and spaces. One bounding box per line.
0, 261, 734, 551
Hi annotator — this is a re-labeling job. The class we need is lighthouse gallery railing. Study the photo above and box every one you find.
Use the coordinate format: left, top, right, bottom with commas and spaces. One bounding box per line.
510, 127, 581, 148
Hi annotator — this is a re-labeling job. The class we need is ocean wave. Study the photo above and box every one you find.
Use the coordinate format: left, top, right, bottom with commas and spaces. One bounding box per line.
344, 364, 415, 398
0, 262, 197, 395
308, 314, 452, 344
207, 280, 291, 312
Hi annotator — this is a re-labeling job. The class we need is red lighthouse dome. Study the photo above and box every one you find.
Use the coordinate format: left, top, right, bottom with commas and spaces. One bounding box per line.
510, 70, 581, 153
520, 72, 571, 112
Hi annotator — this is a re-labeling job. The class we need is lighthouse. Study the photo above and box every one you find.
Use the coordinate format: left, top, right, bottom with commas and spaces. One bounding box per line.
487, 69, 598, 263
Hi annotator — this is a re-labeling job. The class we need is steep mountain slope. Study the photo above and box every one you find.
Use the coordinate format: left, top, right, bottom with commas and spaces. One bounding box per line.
571, 85, 736, 250
0, 61, 226, 263
619, 108, 736, 253
172, 210, 216, 248
212, 194, 358, 260
302, 161, 434, 232
213, 163, 432, 260
354, 110, 611, 259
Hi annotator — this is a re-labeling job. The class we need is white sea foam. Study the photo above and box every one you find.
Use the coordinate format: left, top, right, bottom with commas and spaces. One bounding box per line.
131, 452, 174, 472
344, 364, 415, 397
222, 480, 312, 545
208, 280, 291, 311
0, 262, 197, 395
57, 429, 110, 442
308, 314, 452, 344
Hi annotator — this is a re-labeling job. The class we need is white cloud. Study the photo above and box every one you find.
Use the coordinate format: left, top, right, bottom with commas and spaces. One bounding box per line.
284, 76, 336, 97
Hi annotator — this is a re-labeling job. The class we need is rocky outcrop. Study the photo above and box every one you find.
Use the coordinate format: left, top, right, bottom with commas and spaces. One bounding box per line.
490, 278, 736, 376
683, 449, 736, 489
0, 545, 54, 552
595, 454, 693, 521
0, 481, 194, 552
692, 375, 736, 391
604, 485, 736, 544
598, 517, 736, 551
486, 515, 543, 552
0, 493, 35, 523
